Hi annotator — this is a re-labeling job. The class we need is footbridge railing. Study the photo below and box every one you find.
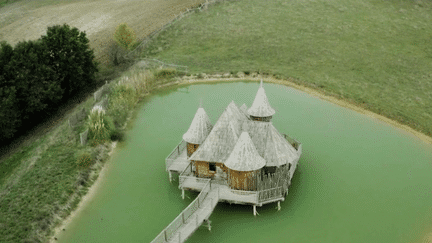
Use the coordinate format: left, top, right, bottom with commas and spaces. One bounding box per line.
151, 180, 219, 243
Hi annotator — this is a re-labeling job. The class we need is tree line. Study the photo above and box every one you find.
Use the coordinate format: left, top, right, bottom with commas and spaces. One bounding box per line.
0, 24, 99, 143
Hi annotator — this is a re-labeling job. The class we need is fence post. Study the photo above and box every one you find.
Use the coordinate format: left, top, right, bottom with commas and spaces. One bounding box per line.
164, 230, 168, 241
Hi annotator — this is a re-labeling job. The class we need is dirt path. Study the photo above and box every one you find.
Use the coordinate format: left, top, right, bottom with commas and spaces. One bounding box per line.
0, 0, 205, 64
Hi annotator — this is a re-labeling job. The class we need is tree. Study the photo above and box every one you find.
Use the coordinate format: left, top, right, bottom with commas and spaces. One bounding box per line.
7, 40, 63, 120
41, 24, 99, 98
112, 23, 137, 66
113, 23, 137, 50
0, 41, 20, 140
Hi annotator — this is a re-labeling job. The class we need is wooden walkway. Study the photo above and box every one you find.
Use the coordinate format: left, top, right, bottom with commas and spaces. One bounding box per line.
151, 180, 219, 243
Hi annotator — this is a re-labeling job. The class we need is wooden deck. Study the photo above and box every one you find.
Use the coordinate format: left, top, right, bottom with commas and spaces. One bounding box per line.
166, 140, 189, 174
151, 180, 219, 243
180, 178, 259, 205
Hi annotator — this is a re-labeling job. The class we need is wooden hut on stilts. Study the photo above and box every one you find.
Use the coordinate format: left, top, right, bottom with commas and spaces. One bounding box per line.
165, 80, 302, 215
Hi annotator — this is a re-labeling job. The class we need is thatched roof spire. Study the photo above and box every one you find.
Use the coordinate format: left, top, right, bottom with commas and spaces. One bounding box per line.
182, 107, 212, 144
247, 80, 275, 117
225, 131, 266, 171
189, 110, 239, 162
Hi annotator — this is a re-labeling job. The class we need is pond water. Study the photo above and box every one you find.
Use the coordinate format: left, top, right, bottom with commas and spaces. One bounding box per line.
57, 81, 432, 243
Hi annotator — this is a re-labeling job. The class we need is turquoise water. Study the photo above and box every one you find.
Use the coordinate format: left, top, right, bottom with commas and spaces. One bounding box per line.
57, 81, 432, 242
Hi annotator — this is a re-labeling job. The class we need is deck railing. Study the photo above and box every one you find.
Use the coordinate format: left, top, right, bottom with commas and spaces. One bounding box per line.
282, 134, 301, 151
165, 140, 187, 171
258, 186, 285, 203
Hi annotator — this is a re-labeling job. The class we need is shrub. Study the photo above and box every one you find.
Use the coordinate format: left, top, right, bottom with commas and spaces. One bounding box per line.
110, 129, 125, 142
108, 40, 129, 66
126, 69, 156, 95
107, 79, 137, 127
76, 151, 94, 168
153, 67, 178, 80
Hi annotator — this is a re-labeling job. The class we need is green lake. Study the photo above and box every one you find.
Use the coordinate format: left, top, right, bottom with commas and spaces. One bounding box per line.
57, 81, 432, 243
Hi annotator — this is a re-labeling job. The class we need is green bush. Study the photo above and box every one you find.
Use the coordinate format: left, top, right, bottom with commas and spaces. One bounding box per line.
76, 151, 94, 168
153, 68, 178, 80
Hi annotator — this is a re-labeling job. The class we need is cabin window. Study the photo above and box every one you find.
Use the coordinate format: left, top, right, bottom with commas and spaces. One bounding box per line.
209, 162, 216, 172
264, 166, 276, 175
194, 144, 199, 149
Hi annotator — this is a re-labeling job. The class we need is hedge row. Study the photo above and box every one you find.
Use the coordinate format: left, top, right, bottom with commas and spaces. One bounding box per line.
0, 24, 99, 143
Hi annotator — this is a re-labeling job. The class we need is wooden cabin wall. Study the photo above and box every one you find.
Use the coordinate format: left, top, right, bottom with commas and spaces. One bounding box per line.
187, 143, 199, 157
193, 161, 226, 178
228, 169, 258, 191
257, 165, 290, 192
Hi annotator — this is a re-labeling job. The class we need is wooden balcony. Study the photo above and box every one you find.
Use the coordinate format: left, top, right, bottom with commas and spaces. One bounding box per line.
166, 140, 189, 173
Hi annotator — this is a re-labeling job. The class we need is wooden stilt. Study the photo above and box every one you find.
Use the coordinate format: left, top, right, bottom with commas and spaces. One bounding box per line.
203, 219, 212, 231
253, 205, 257, 216
182, 189, 185, 200
277, 201, 281, 211
169, 171, 172, 183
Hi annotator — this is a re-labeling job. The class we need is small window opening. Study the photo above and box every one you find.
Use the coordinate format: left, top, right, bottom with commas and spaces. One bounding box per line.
209, 162, 216, 172
264, 166, 276, 176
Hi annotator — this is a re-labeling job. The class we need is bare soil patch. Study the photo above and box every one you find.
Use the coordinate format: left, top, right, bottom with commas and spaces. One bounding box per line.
0, 0, 206, 64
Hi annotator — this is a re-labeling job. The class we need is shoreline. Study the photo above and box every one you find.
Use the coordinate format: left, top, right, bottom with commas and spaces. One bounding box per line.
48, 76, 432, 242
172, 76, 432, 145
49, 142, 117, 242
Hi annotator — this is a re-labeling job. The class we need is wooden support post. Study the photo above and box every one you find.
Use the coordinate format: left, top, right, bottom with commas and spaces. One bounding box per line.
182, 213, 185, 223
206, 219, 212, 231
182, 189, 185, 200
164, 230, 168, 241
196, 214, 199, 227
169, 171, 172, 183
253, 205, 257, 216
177, 146, 179, 154
277, 201, 281, 211
178, 232, 181, 242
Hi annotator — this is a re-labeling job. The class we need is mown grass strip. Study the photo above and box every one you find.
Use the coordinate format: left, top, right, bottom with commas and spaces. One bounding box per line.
142, 0, 432, 136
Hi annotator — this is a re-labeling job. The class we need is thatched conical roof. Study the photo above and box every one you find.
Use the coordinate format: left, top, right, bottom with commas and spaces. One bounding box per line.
225, 131, 266, 171
263, 123, 298, 166
239, 103, 249, 116
182, 107, 213, 144
247, 80, 275, 117
189, 110, 239, 162
241, 120, 270, 157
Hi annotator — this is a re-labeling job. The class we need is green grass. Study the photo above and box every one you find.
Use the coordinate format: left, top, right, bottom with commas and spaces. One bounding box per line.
0, 0, 20, 8
0, 65, 184, 242
142, 0, 432, 136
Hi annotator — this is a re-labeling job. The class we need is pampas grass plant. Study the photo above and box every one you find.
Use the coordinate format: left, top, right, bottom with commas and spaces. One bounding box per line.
87, 105, 114, 145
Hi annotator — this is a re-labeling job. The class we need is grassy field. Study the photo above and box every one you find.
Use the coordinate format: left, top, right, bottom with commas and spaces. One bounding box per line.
142, 0, 432, 136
